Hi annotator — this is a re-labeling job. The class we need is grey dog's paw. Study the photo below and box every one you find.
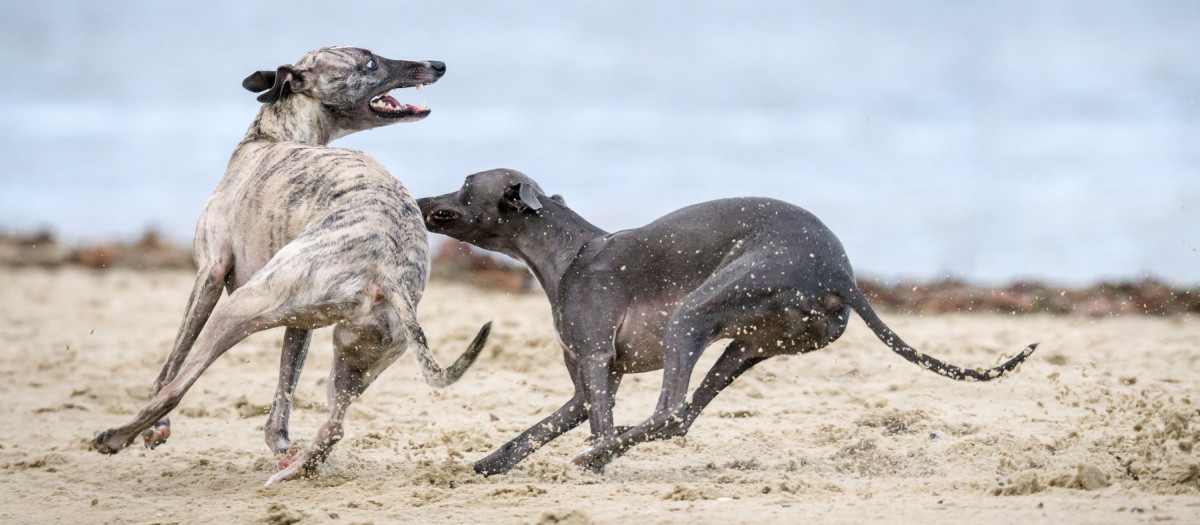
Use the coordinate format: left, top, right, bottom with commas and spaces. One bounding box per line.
585, 426, 634, 445
571, 446, 611, 474
473, 459, 504, 477
473, 447, 517, 477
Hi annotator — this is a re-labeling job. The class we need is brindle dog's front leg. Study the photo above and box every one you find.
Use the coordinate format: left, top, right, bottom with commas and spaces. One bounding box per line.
142, 260, 231, 448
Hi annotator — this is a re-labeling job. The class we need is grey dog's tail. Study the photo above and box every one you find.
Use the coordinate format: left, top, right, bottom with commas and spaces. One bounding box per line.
404, 320, 492, 388
840, 284, 1036, 381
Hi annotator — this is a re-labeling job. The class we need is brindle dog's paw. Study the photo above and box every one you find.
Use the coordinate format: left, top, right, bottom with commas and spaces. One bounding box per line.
264, 451, 312, 487
274, 444, 304, 471
92, 428, 126, 454
140, 417, 171, 449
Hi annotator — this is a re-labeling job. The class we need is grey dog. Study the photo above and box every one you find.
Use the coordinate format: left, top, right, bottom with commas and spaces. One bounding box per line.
91, 47, 490, 486
417, 168, 1036, 475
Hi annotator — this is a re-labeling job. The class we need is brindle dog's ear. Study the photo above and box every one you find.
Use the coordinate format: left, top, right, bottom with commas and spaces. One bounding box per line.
503, 182, 543, 212
241, 65, 294, 103
241, 70, 275, 93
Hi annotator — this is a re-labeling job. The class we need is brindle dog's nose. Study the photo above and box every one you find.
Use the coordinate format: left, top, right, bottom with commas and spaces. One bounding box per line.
428, 61, 446, 76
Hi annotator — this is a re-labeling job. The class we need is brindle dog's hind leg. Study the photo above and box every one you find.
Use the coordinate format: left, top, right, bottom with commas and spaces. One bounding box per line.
265, 327, 312, 468
143, 258, 232, 449
265, 319, 396, 486
93, 279, 284, 455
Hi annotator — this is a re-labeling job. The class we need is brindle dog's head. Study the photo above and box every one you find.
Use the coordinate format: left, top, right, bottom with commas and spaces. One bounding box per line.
417, 169, 566, 256
243, 46, 444, 137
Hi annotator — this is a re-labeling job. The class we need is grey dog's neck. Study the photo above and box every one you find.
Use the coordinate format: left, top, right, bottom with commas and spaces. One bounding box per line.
511, 201, 608, 304
242, 95, 336, 146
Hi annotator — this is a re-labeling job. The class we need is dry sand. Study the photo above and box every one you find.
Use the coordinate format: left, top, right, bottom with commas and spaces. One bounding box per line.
1, 268, 1197, 524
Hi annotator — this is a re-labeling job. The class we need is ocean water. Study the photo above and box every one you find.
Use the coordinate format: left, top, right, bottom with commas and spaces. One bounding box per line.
1, 1, 1197, 285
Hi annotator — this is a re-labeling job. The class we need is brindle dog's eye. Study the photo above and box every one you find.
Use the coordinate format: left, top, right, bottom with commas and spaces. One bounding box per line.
366, 58, 377, 70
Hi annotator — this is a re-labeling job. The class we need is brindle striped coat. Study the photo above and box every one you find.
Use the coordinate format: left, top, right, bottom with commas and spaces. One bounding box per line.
92, 47, 490, 486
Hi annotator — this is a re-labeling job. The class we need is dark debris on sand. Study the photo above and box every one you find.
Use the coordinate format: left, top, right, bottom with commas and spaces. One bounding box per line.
2, 231, 1195, 316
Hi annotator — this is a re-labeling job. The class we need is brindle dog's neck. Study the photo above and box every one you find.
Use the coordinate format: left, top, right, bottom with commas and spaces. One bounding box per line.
511, 201, 608, 305
242, 95, 335, 146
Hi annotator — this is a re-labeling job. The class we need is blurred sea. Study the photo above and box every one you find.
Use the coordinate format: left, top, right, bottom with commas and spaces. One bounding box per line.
1, 1, 1197, 285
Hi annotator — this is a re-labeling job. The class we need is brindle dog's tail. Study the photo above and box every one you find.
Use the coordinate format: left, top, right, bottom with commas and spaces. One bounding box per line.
404, 320, 492, 388
839, 284, 1036, 381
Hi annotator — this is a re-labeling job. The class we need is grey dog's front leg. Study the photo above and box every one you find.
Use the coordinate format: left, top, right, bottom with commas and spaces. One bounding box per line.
580, 351, 619, 442
474, 394, 588, 476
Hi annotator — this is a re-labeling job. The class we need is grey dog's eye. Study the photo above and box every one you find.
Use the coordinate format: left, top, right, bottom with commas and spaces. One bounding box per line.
366, 58, 377, 70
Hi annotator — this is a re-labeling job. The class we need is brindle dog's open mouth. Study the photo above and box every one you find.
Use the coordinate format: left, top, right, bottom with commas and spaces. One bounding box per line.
369, 84, 430, 119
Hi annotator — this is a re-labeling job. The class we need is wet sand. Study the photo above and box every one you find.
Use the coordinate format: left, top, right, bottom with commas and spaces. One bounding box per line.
1, 268, 1197, 524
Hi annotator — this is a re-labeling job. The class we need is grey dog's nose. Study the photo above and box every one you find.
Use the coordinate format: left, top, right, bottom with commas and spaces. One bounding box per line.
428, 61, 446, 75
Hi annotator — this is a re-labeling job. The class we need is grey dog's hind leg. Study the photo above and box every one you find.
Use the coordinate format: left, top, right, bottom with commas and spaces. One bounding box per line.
649, 340, 769, 440
143, 261, 231, 449
574, 262, 769, 470
265, 327, 312, 459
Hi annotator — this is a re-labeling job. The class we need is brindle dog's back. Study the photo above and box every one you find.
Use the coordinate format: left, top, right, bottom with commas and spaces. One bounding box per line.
211, 141, 424, 291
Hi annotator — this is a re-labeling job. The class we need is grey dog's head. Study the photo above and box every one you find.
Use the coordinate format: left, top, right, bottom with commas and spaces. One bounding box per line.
417, 169, 566, 255
242, 46, 444, 136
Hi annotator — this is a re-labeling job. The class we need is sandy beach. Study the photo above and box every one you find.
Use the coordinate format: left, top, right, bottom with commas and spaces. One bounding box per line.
1, 268, 1197, 524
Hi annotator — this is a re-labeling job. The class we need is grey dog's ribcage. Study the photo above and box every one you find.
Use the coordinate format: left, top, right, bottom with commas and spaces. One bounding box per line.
198, 142, 428, 306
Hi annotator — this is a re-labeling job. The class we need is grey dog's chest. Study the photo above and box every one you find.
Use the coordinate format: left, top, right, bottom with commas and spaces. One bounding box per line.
612, 299, 675, 373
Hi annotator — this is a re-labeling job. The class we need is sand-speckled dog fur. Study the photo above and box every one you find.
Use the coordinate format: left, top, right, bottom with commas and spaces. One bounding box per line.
419, 169, 1035, 475
91, 47, 490, 485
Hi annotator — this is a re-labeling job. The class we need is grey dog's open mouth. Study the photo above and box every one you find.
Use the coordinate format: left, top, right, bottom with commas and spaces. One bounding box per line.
369, 85, 429, 118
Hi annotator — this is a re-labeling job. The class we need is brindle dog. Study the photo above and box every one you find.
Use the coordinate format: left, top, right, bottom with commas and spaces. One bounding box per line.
418, 169, 1036, 475
91, 47, 491, 486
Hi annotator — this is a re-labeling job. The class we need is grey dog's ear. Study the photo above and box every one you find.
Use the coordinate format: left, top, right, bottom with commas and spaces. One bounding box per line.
550, 194, 565, 205
242, 65, 294, 103
503, 182, 543, 212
